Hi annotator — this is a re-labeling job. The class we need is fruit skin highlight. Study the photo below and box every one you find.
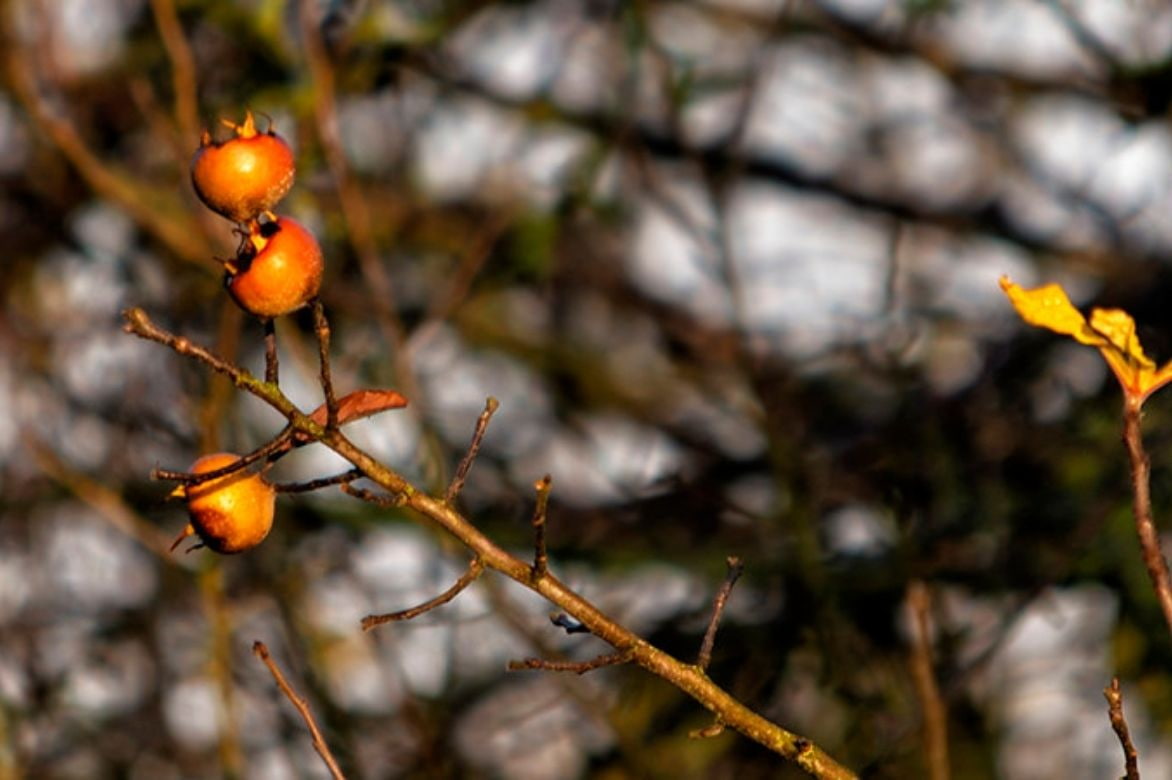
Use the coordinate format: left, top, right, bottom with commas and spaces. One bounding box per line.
171, 453, 276, 554
227, 216, 324, 318
191, 111, 295, 223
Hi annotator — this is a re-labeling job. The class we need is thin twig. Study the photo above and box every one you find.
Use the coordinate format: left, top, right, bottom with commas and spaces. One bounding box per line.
1122, 395, 1172, 637
252, 642, 346, 780
152, 431, 293, 484
313, 300, 338, 429
275, 469, 363, 494
507, 652, 631, 675
341, 483, 407, 508
1104, 677, 1141, 780
264, 319, 279, 384
697, 557, 744, 670
445, 397, 500, 502
906, 580, 949, 780
362, 559, 484, 629
531, 475, 553, 577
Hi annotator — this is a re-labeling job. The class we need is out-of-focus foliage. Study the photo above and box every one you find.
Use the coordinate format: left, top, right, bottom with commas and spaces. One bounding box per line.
4, 0, 1172, 778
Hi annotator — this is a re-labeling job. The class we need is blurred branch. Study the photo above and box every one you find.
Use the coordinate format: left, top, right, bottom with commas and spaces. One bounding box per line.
1122, 395, 1172, 637
148, 0, 201, 144
27, 435, 175, 558
1104, 677, 1141, 780
3, 35, 209, 265
253, 641, 347, 780
124, 306, 859, 779
906, 580, 949, 780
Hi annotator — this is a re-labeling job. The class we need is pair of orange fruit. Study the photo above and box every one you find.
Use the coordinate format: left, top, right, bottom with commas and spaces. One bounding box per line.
191, 111, 323, 319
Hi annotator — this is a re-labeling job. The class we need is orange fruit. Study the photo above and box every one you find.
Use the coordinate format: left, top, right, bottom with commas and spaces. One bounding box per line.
226, 217, 323, 318
191, 111, 295, 223
170, 453, 276, 554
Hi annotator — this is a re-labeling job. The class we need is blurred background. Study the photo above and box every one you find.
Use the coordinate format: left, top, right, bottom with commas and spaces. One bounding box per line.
4, 0, 1172, 777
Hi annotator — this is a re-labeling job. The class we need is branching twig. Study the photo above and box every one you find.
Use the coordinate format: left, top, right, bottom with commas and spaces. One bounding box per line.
252, 641, 346, 780
445, 397, 500, 502
1104, 677, 1141, 780
124, 307, 857, 780
362, 558, 485, 629
507, 652, 631, 675
697, 556, 744, 670
531, 475, 553, 577
906, 580, 949, 780
1122, 396, 1172, 637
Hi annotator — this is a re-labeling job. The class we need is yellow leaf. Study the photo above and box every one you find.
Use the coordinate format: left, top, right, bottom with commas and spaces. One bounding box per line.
1088, 308, 1154, 369
1000, 276, 1172, 403
998, 277, 1105, 346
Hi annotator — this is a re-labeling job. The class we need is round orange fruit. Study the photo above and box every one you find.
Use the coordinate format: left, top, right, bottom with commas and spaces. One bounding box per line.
191, 111, 295, 223
226, 217, 323, 318
170, 453, 276, 554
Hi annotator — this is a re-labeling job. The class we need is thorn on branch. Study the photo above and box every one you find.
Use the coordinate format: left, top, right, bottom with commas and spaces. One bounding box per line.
445, 397, 500, 503
690, 721, 726, 739
312, 300, 338, 430
506, 651, 630, 675
531, 474, 553, 577
362, 558, 485, 629
275, 469, 363, 494
252, 641, 346, 780
696, 556, 744, 671
549, 612, 590, 635
1104, 677, 1141, 780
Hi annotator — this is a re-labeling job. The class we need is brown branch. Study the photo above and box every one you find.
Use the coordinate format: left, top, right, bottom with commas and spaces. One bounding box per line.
906, 580, 949, 780
1104, 677, 1141, 780
148, 0, 200, 145
531, 475, 553, 577
1122, 395, 1172, 637
275, 469, 363, 494
696, 556, 744, 671
312, 300, 338, 429
362, 558, 484, 629
445, 397, 500, 502
152, 431, 293, 484
507, 652, 631, 675
125, 307, 857, 780
252, 641, 346, 780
